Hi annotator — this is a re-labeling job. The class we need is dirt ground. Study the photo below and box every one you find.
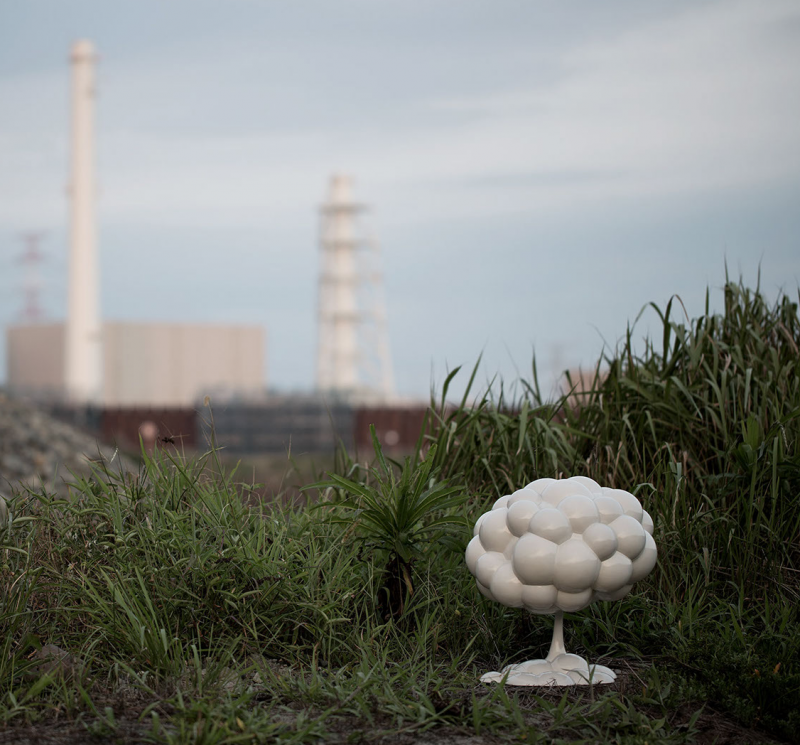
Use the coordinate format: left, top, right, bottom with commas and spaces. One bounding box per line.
0, 711, 783, 745
0, 660, 786, 745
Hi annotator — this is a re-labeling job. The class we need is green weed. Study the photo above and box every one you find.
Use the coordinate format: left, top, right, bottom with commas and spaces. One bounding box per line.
0, 275, 797, 743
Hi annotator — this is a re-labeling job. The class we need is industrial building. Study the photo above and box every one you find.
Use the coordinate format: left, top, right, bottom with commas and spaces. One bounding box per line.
6, 322, 265, 407
5, 40, 266, 409
3, 40, 423, 456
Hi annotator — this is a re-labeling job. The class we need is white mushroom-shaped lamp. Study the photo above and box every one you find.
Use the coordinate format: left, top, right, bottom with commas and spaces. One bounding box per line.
466, 476, 657, 685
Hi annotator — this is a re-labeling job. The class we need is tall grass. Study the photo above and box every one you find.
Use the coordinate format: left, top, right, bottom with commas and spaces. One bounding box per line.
426, 279, 800, 603
0, 276, 797, 742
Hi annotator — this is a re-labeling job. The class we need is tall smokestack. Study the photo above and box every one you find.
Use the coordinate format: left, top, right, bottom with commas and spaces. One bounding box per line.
317, 175, 359, 395
65, 39, 102, 403
316, 175, 395, 402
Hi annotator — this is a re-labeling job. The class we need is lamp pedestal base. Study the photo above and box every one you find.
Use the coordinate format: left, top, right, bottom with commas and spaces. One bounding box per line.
480, 655, 616, 686
479, 613, 616, 686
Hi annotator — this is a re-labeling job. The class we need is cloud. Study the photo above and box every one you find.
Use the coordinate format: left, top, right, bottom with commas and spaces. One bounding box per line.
1, 1, 798, 398
2, 0, 798, 234
423, 0, 800, 204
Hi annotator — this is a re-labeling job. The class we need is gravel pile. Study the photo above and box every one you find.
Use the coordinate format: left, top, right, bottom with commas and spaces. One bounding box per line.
0, 391, 131, 498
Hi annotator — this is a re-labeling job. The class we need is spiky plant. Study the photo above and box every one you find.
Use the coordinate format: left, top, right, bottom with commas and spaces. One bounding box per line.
308, 426, 465, 619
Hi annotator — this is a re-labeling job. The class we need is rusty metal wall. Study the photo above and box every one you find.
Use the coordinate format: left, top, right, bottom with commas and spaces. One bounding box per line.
42, 399, 435, 457
353, 406, 431, 454
199, 397, 355, 454
101, 407, 198, 451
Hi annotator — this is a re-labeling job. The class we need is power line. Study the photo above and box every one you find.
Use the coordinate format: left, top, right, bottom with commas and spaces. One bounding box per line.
16, 232, 48, 323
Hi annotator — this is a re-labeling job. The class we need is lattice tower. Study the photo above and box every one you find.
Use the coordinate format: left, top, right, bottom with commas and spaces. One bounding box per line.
315, 175, 394, 402
16, 232, 47, 323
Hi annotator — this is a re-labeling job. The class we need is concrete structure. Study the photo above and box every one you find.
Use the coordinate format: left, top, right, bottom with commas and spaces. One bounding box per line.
65, 40, 102, 404
6, 324, 65, 399
102, 323, 263, 407
6, 322, 265, 407
316, 175, 394, 402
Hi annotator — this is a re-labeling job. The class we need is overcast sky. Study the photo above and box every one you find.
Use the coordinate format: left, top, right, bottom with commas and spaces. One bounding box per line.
1, 0, 799, 399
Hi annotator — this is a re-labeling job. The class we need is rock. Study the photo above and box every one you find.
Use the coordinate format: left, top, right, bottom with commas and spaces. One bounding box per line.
0, 392, 134, 498
28, 644, 84, 680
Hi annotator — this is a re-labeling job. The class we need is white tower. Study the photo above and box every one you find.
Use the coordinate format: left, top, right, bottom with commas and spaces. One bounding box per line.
316, 175, 394, 402
65, 40, 103, 404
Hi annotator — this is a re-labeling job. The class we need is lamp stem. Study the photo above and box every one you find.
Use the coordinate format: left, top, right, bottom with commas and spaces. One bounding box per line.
546, 611, 566, 661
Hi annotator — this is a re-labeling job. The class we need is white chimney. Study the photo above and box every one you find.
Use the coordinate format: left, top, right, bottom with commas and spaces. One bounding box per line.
65, 39, 102, 404
317, 175, 359, 395
316, 175, 395, 402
